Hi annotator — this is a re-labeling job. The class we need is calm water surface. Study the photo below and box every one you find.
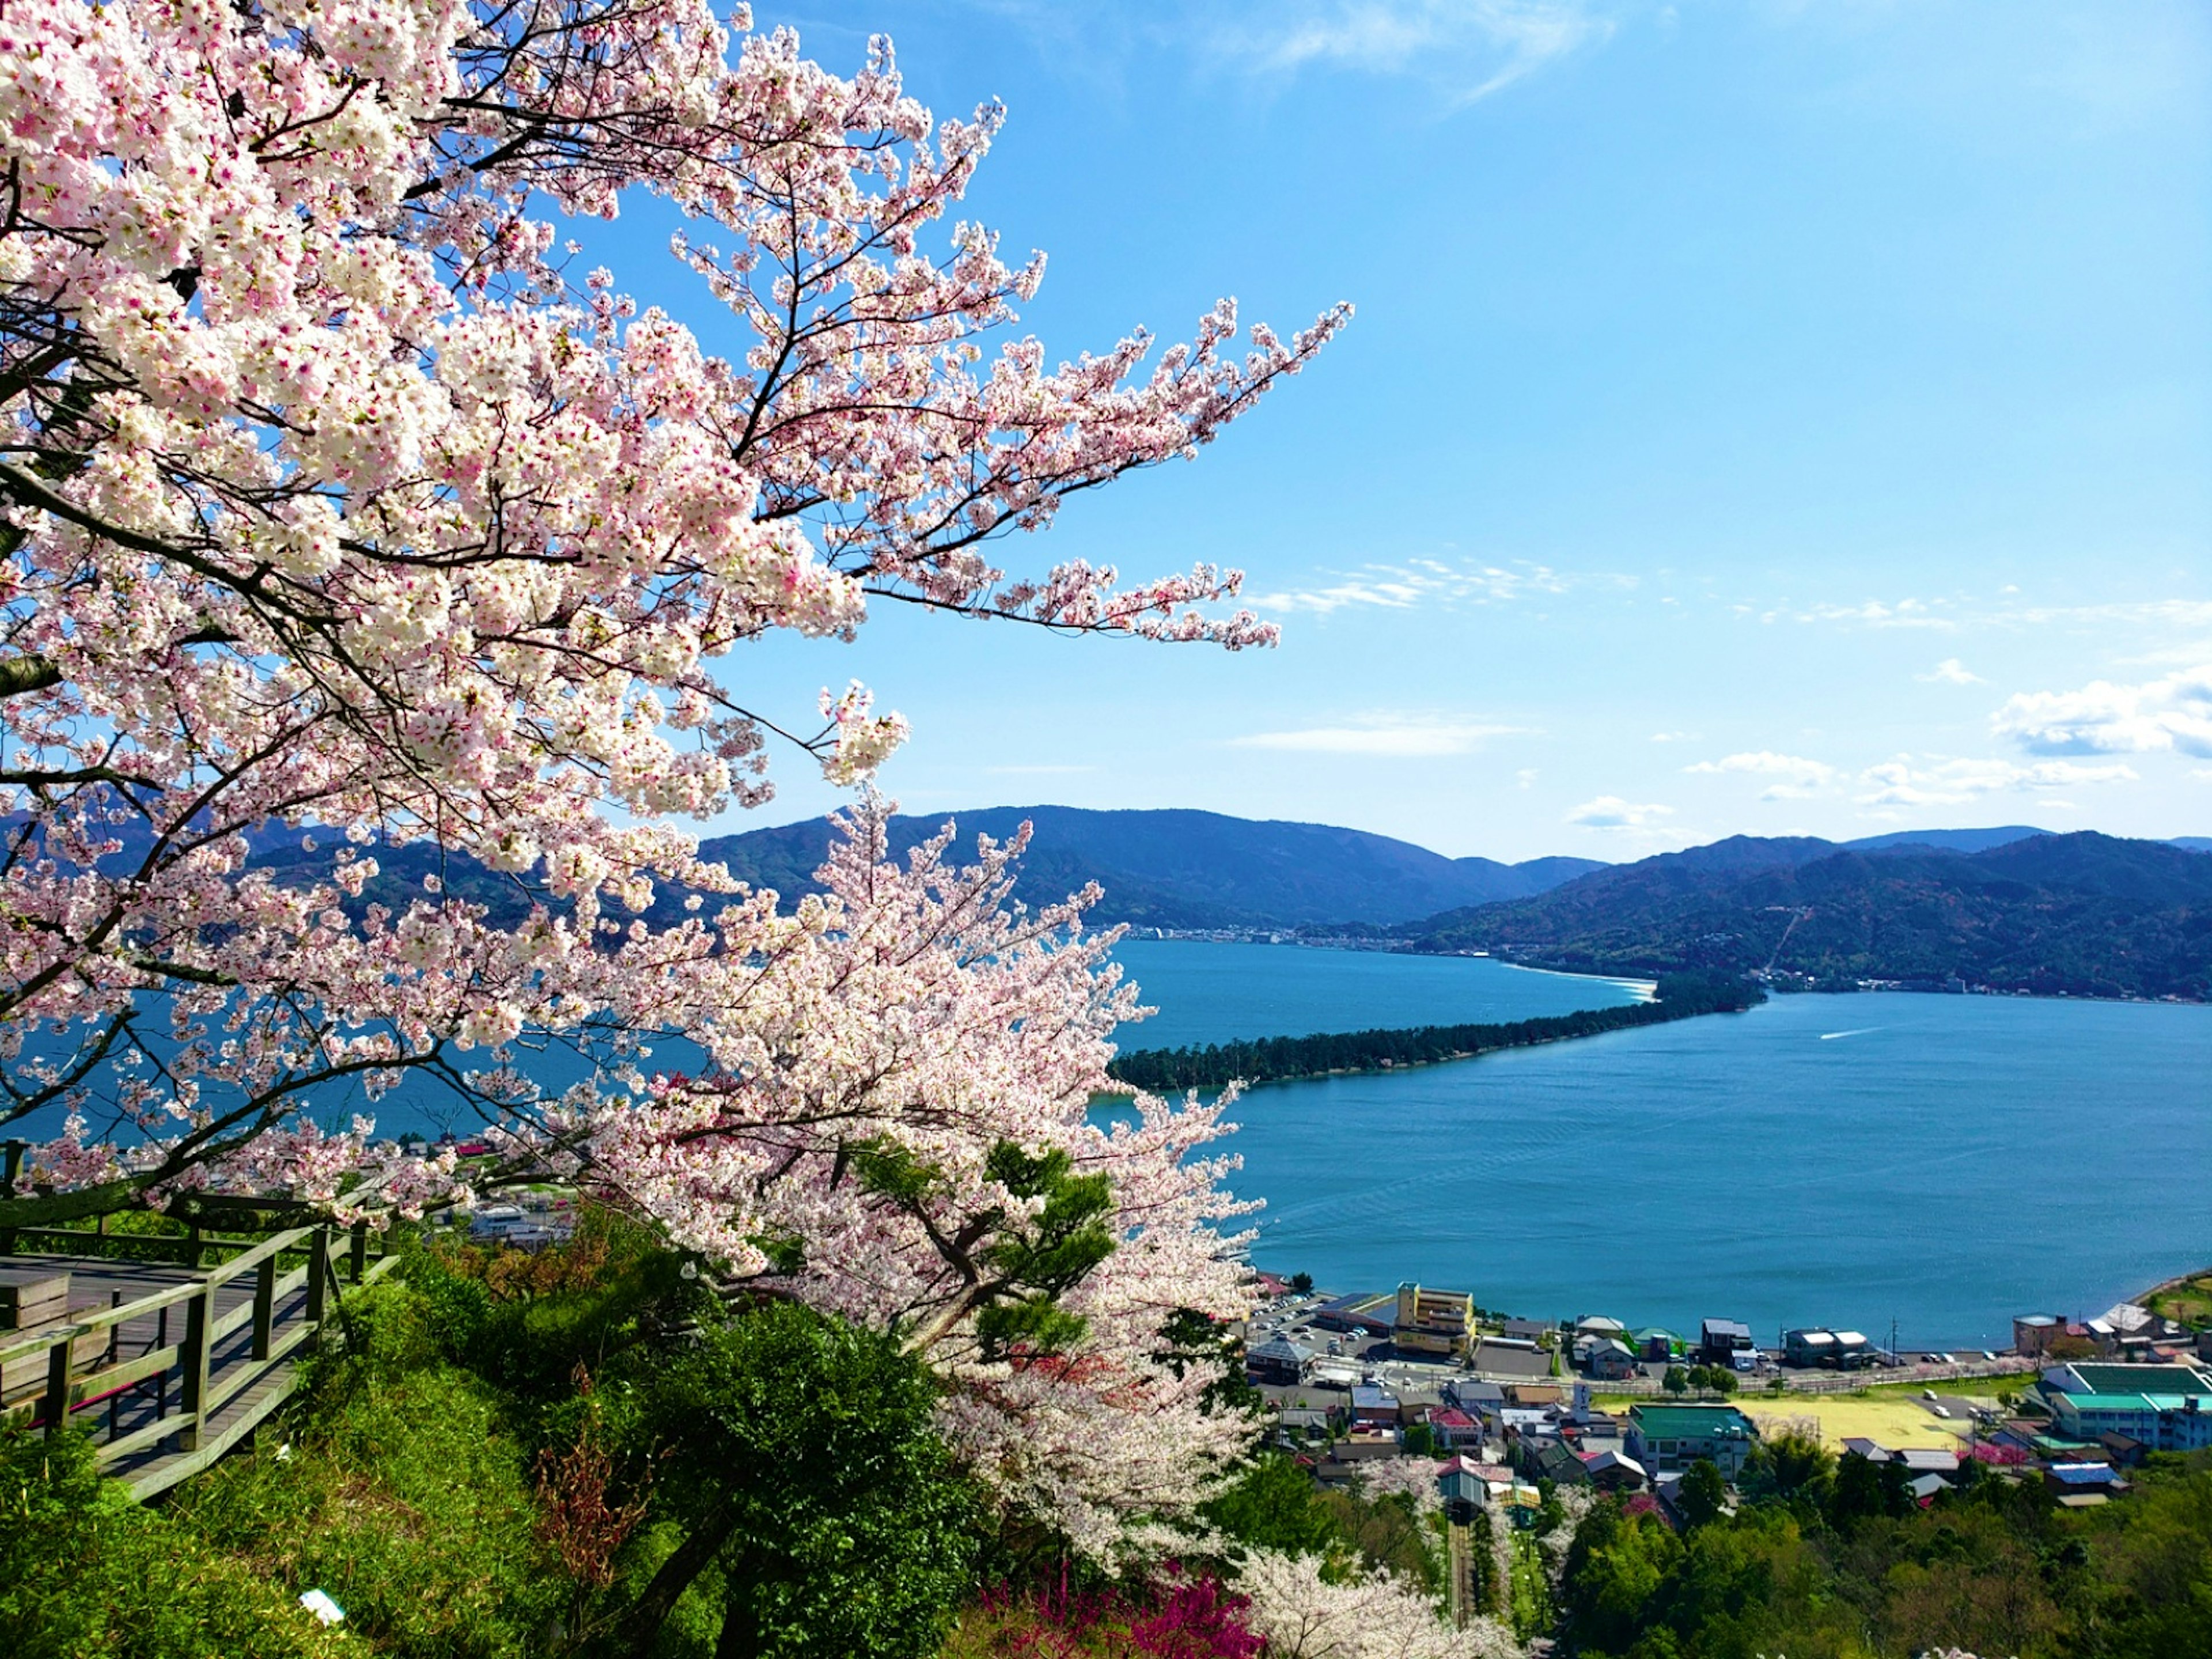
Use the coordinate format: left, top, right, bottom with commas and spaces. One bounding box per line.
1111, 942, 2212, 1350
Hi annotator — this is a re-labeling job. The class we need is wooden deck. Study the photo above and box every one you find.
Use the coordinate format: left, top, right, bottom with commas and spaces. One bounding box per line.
0, 1226, 396, 1500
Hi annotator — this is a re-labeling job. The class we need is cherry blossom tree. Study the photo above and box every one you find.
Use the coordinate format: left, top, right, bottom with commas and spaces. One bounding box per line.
0, 0, 1347, 1559
1238, 1549, 1522, 1659
0, 0, 1345, 1229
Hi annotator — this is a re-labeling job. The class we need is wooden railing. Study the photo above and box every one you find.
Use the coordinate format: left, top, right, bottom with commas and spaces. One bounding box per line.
0, 1221, 399, 1498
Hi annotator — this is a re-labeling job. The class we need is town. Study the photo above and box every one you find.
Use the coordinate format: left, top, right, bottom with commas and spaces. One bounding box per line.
1240, 1276, 2212, 1531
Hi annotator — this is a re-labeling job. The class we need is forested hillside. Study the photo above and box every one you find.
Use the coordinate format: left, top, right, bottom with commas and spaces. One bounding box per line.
698, 806, 1605, 929
1388, 832, 2212, 999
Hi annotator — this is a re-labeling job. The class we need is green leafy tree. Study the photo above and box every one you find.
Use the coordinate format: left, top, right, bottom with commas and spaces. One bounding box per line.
1199, 1453, 1349, 1559
1289, 1272, 1315, 1294
618, 1301, 980, 1659
1676, 1460, 1726, 1530
1662, 1366, 1689, 1397
1739, 1432, 1835, 1510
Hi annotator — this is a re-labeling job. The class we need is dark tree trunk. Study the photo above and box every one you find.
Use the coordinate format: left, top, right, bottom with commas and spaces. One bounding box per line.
616, 1509, 740, 1659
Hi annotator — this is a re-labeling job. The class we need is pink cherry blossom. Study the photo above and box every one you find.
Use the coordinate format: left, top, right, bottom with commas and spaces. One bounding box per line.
0, 0, 1344, 1551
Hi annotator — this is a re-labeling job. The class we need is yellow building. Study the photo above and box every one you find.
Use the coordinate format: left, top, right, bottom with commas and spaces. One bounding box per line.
1394, 1282, 1476, 1355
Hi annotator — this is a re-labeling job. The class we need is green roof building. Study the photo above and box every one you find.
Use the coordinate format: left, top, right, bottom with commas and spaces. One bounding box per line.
1626, 1404, 1759, 1478
2043, 1362, 2212, 1451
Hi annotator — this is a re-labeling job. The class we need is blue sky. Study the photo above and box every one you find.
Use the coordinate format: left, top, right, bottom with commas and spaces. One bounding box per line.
634, 1, 2210, 861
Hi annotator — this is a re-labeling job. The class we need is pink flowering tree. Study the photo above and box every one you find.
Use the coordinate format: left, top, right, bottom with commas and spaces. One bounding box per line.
0, 0, 1343, 1556
0, 0, 1344, 1228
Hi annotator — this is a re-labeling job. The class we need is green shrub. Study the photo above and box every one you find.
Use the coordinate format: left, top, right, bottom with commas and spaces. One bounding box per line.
0, 1426, 342, 1659
168, 1283, 567, 1659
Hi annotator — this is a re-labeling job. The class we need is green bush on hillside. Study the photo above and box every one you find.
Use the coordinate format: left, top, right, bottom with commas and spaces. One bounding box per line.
0, 1426, 344, 1659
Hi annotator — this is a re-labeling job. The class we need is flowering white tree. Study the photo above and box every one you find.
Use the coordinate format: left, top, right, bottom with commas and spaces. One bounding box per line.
0, 0, 1344, 1553
0, 0, 1341, 1223
1240, 1550, 1522, 1659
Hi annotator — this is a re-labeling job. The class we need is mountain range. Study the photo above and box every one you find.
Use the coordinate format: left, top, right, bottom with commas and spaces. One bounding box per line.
1386, 831, 2212, 1001
691, 806, 1605, 929
222, 806, 2210, 999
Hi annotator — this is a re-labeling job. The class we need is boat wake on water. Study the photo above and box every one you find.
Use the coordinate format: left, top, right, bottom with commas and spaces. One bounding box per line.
1819, 1028, 1881, 1040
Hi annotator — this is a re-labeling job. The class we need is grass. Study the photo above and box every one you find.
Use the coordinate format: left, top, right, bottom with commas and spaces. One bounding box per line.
2145, 1273, 2212, 1330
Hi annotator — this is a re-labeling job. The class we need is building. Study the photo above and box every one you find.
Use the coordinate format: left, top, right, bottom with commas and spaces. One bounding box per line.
1393, 1282, 1476, 1357
1426, 1407, 1483, 1450
2043, 1463, 2127, 1503
1350, 1385, 1402, 1431
1531, 1441, 1590, 1486
1583, 1337, 1640, 1381
2014, 1314, 2063, 1356
1580, 1448, 1647, 1492
1783, 1327, 1870, 1369
1313, 1294, 1395, 1338
1699, 1319, 1756, 1366
1246, 1337, 1315, 1387
1574, 1314, 1627, 1338
1626, 1404, 1760, 1478
1831, 1330, 1876, 1368
1499, 1317, 1552, 1343
1447, 1378, 1506, 1415
2040, 1362, 2212, 1451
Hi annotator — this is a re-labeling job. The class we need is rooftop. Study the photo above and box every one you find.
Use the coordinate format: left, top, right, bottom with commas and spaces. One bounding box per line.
2050, 1362, 2212, 1396
1629, 1404, 1758, 1439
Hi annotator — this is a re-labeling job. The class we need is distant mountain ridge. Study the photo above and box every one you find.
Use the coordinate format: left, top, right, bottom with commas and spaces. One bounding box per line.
696, 806, 1604, 930
1385, 831, 2212, 1000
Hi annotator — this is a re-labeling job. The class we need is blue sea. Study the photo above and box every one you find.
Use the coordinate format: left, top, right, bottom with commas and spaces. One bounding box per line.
1111, 941, 2212, 1351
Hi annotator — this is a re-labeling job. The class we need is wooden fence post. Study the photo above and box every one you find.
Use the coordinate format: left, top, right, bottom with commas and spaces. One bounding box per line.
304, 1226, 329, 1343
177, 1285, 211, 1451
251, 1255, 276, 1361
41, 1335, 70, 1440
349, 1219, 367, 1285
0, 1139, 22, 1256
184, 1223, 203, 1272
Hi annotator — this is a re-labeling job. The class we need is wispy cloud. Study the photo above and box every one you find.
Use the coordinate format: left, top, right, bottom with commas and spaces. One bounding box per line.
1685, 751, 1835, 782
1244, 558, 1568, 616
1218, 1, 1614, 103
1992, 665, 2212, 758
1232, 712, 1521, 756
1919, 658, 1983, 684
1684, 750, 1836, 801
1796, 598, 1957, 631
1566, 794, 1674, 829
1855, 756, 2138, 809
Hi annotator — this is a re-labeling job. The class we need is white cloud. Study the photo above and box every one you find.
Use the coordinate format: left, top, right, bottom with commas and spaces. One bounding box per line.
1919, 658, 1983, 684
1855, 756, 2138, 809
1232, 713, 1519, 756
1684, 751, 1835, 782
1648, 730, 1694, 744
1245, 558, 1568, 616
1797, 599, 1957, 631
1224, 1, 1612, 103
1515, 768, 1539, 789
1991, 665, 2212, 758
1566, 795, 1674, 829
1684, 751, 1835, 802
